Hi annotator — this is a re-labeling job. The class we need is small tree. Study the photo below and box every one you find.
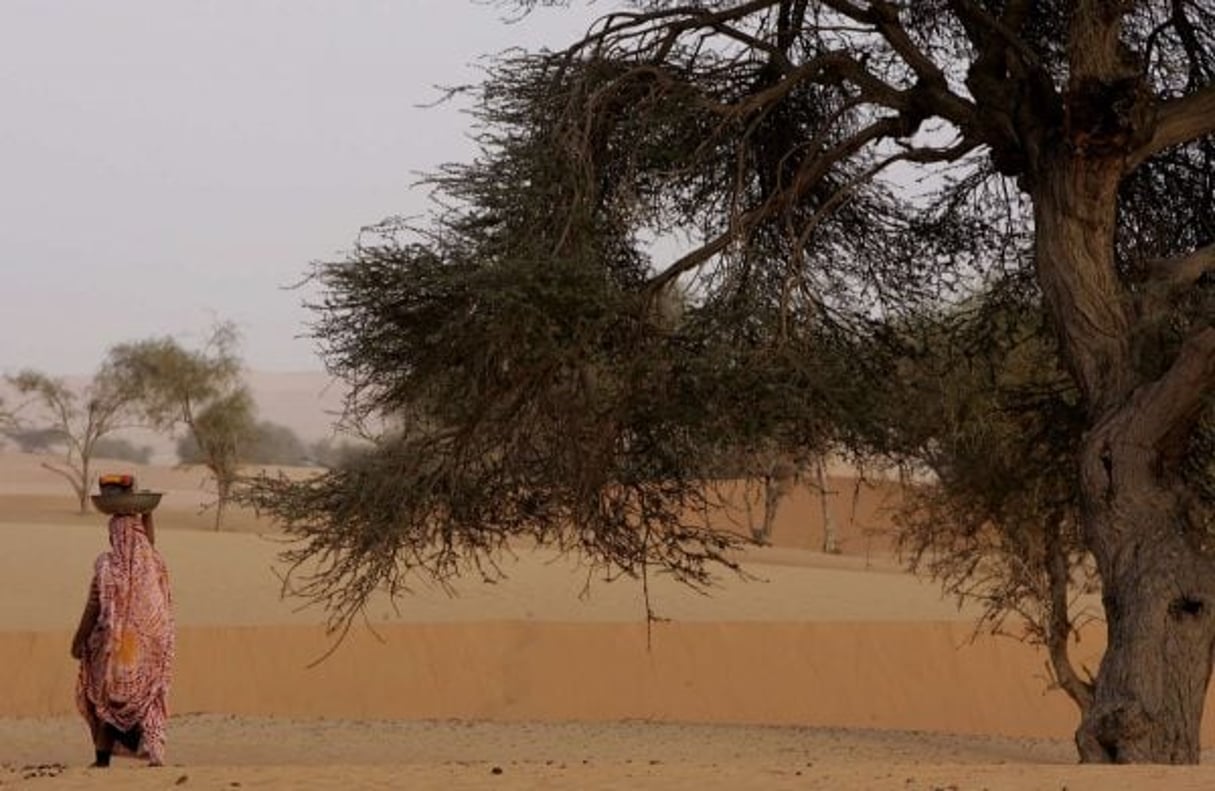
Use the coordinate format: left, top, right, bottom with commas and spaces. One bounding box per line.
109, 324, 254, 529
6, 367, 137, 513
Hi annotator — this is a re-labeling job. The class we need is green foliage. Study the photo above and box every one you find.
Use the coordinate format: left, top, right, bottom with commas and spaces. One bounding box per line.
184, 388, 256, 484
178, 418, 309, 467
107, 323, 243, 432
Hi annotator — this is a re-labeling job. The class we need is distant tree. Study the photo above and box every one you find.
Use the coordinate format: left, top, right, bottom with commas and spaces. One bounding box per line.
108, 323, 254, 529
2, 425, 64, 455
92, 436, 154, 466
244, 421, 309, 466
179, 419, 308, 467
6, 367, 138, 513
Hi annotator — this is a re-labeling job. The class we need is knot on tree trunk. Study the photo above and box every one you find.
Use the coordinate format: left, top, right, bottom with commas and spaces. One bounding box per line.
1168, 595, 1207, 620
1065, 77, 1156, 157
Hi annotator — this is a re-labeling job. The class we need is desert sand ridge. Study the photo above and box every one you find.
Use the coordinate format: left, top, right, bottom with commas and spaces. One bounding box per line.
4, 450, 1215, 789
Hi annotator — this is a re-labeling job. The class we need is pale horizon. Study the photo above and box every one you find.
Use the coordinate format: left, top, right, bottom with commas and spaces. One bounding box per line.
1, 1, 602, 377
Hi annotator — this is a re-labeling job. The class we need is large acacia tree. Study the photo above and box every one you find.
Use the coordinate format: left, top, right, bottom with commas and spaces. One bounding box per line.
253, 1, 1214, 763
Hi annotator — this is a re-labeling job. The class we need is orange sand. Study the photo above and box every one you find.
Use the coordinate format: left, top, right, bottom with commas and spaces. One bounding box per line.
2, 449, 1214, 789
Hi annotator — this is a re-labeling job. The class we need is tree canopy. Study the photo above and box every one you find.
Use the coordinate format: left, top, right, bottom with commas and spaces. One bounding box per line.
177, 419, 309, 467
109, 323, 254, 529
251, 1, 1214, 763
5, 366, 139, 513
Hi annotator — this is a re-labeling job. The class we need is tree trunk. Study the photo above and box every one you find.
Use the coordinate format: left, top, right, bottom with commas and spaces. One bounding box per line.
743, 483, 761, 542
1034, 153, 1215, 762
1070, 388, 1215, 763
1074, 492, 1215, 763
757, 457, 797, 545
79, 457, 91, 515
815, 456, 838, 554
214, 481, 229, 531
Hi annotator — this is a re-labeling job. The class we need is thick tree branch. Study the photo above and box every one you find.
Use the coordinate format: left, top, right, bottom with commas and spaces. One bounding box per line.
818, 0, 978, 129
646, 114, 906, 292
570, 1, 981, 156
834, 0, 947, 83
1125, 326, 1215, 450
700, 51, 904, 117
1069, 1, 1139, 84
1128, 84, 1215, 170
1146, 242, 1215, 287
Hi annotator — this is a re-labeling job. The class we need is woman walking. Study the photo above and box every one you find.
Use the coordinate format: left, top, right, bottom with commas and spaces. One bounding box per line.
71, 506, 174, 767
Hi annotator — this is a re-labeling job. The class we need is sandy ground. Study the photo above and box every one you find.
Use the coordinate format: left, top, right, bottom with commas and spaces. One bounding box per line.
3, 451, 1215, 789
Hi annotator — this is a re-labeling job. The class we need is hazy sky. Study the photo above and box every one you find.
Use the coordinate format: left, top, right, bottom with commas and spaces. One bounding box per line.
1, 1, 602, 375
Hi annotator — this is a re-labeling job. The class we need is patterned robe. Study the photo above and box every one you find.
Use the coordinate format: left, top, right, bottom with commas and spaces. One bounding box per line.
76, 515, 174, 763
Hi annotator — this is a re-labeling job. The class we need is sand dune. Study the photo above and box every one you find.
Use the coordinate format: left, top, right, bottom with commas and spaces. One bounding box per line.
3, 450, 1215, 788
1, 619, 1095, 734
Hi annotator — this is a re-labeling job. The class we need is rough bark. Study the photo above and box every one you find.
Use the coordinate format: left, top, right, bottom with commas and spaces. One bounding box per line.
1035, 155, 1215, 762
1073, 473, 1215, 763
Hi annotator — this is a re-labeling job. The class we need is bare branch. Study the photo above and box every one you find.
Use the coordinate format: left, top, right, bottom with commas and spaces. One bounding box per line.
571, 1, 783, 61
40, 461, 84, 498
865, 1, 949, 83
791, 136, 981, 255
